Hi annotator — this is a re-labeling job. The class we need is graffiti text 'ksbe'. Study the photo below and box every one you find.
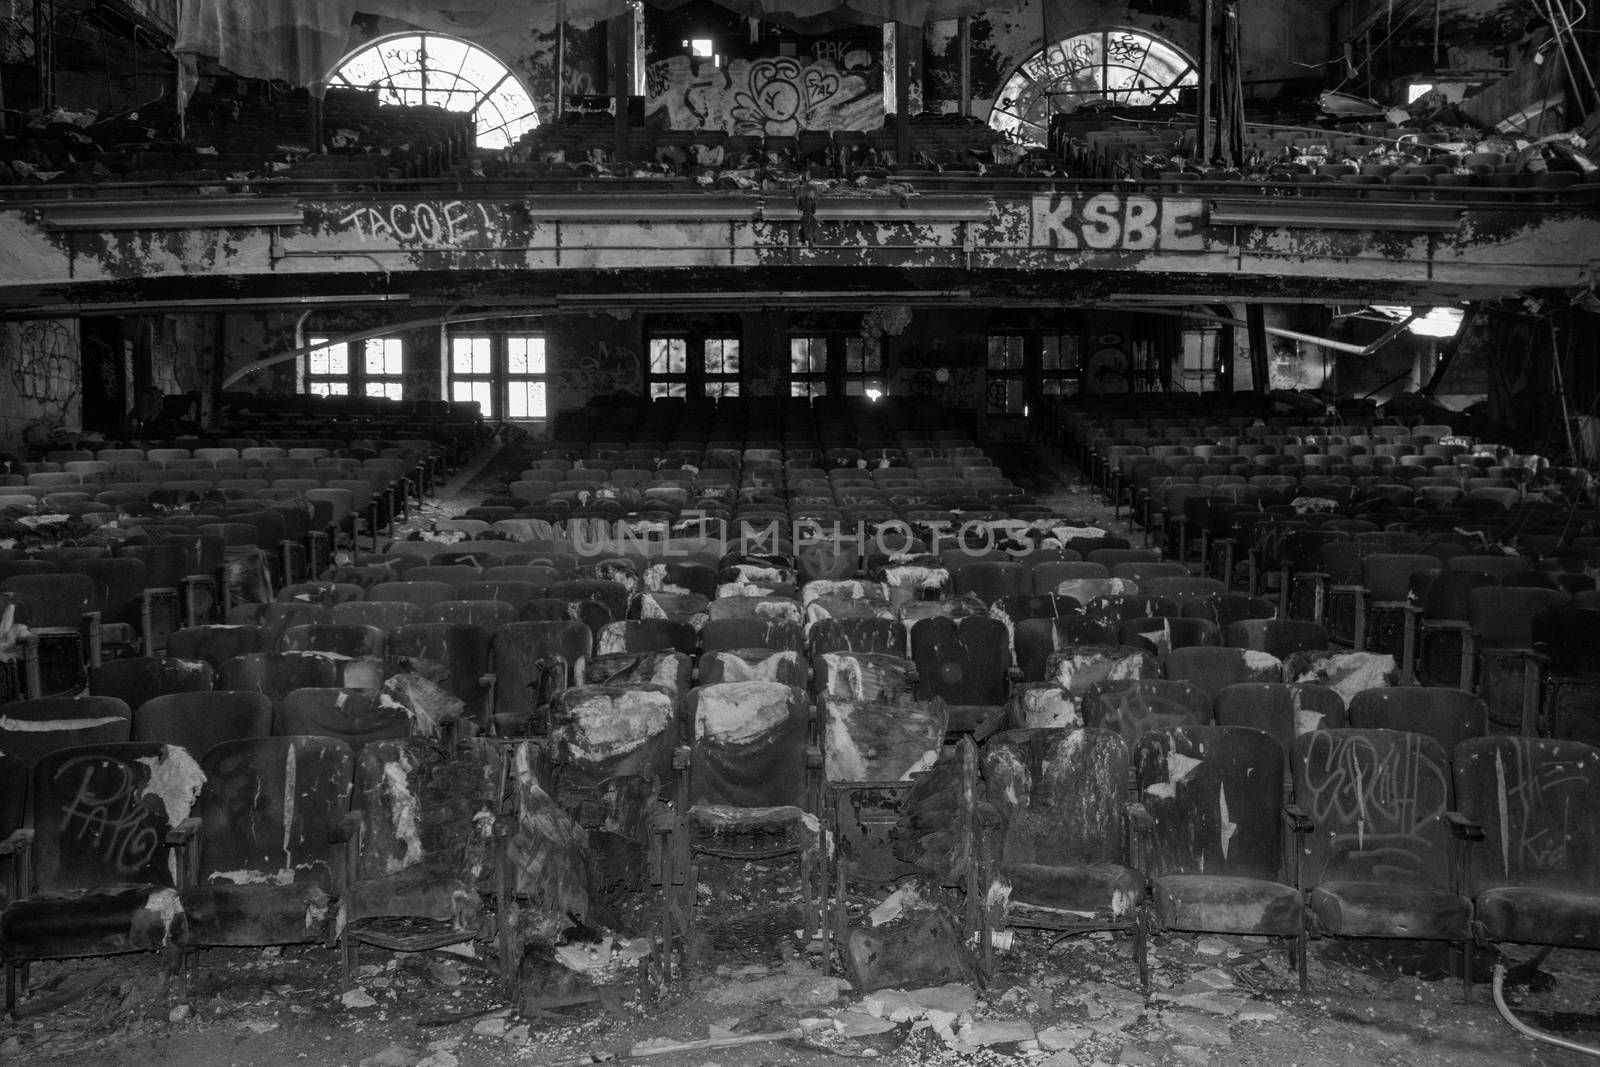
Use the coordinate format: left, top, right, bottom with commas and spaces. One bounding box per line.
1033, 193, 1211, 252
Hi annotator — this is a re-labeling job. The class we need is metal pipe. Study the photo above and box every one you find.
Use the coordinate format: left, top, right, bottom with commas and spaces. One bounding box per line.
1493, 963, 1600, 1058
1131, 305, 1418, 356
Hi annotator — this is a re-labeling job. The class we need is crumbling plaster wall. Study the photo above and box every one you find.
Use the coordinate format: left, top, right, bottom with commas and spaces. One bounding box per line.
0, 319, 82, 451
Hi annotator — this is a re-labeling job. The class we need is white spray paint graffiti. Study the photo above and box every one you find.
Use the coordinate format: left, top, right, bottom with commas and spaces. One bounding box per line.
335, 201, 498, 249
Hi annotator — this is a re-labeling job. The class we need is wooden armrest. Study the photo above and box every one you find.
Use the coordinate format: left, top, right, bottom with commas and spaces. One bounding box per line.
328, 809, 363, 844
165, 817, 201, 846
0, 827, 34, 856
1444, 811, 1485, 841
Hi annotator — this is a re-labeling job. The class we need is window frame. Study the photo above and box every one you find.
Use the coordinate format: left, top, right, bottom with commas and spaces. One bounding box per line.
647, 331, 742, 399
985, 327, 1083, 416
447, 332, 550, 421
363, 336, 405, 400
305, 336, 353, 397
326, 32, 541, 150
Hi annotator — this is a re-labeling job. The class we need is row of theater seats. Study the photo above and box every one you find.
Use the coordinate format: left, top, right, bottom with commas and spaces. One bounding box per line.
963, 721, 1600, 990
1069, 120, 1586, 192
6, 501, 1599, 1004
0, 431, 465, 701
213, 397, 482, 451
501, 113, 1014, 178
1061, 406, 1600, 741
0, 88, 473, 192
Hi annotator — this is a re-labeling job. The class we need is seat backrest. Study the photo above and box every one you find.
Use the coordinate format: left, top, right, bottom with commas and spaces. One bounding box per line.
1224, 619, 1331, 659
279, 622, 387, 659
1212, 681, 1346, 752
814, 651, 915, 702
686, 681, 811, 808
29, 741, 189, 891
1135, 725, 1286, 881
596, 618, 698, 656
165, 624, 270, 669
1042, 643, 1157, 694
701, 617, 805, 653
329, 599, 424, 630
426, 599, 516, 628
1082, 678, 1212, 743
132, 690, 273, 754
215, 651, 342, 712
1161, 646, 1283, 700
1454, 736, 1600, 892
984, 727, 1130, 868
366, 580, 458, 609
1468, 585, 1568, 647
1295, 727, 1452, 887
193, 735, 353, 889
910, 615, 1011, 706
808, 616, 906, 657
1346, 685, 1487, 750
1, 572, 92, 627
387, 622, 494, 722
0, 696, 132, 766
822, 695, 945, 783
88, 656, 214, 711
549, 684, 679, 788
277, 687, 412, 749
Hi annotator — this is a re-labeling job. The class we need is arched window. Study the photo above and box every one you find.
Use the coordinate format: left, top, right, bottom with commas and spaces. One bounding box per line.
989, 28, 1197, 146
328, 33, 538, 150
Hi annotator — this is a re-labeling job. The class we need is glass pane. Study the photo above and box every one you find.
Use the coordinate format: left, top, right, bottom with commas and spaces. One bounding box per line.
988, 335, 1025, 370
452, 337, 490, 375
844, 380, 864, 396
988, 379, 1025, 414
650, 338, 688, 376
332, 33, 539, 151
650, 381, 687, 399
790, 337, 827, 375
791, 381, 827, 398
705, 381, 740, 398
989, 30, 1196, 146
705, 338, 741, 376
365, 381, 404, 400
508, 336, 546, 375
508, 380, 548, 419
845, 338, 864, 374
366, 338, 403, 376
311, 381, 349, 397
451, 379, 495, 417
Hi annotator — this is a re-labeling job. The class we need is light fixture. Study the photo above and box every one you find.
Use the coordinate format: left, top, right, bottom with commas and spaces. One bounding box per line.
39, 199, 306, 231
865, 387, 883, 402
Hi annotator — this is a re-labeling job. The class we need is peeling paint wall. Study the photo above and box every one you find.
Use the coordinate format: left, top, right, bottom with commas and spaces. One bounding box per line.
0, 319, 82, 450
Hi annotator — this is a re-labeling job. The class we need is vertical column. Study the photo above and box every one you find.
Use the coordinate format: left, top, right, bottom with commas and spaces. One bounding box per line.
958, 17, 971, 118
1197, 0, 1213, 165
609, 10, 631, 161
1246, 304, 1270, 394
894, 22, 922, 164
